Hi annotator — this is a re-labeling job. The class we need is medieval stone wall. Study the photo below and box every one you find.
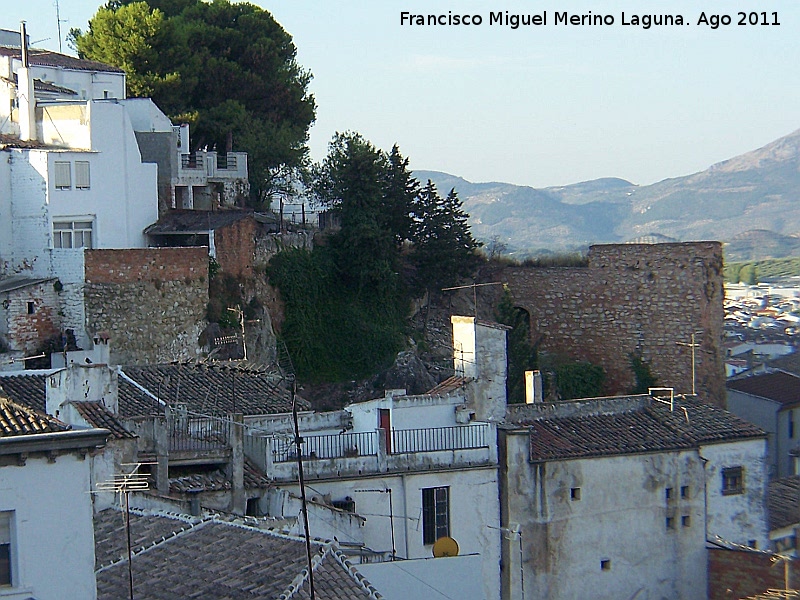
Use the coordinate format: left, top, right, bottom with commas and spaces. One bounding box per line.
214, 217, 255, 279
502, 242, 725, 406
84, 248, 208, 365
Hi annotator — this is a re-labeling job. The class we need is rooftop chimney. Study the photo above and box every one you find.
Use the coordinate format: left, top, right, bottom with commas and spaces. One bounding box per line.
17, 22, 37, 142
525, 370, 543, 404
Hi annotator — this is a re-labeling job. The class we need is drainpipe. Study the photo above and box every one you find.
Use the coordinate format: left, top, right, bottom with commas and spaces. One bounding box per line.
400, 473, 410, 559
18, 22, 36, 142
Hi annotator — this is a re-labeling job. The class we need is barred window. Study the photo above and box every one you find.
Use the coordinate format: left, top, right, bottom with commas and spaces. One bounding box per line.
722, 466, 744, 496
422, 486, 449, 545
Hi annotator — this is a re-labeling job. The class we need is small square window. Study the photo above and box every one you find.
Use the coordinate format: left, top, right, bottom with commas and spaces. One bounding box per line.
681, 486, 689, 499
749, 540, 758, 549
570, 487, 581, 501
665, 487, 673, 501
681, 515, 691, 527
666, 517, 675, 529
600, 559, 611, 571
26, 301, 34, 315
722, 467, 744, 496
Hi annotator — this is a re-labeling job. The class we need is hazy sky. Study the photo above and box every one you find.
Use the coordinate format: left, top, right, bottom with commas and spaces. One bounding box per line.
7, 0, 800, 188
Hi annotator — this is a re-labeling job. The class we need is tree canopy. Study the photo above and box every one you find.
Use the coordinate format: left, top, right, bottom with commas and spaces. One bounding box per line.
70, 0, 316, 202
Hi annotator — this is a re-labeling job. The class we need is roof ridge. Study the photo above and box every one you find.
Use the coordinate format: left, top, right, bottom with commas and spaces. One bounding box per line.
278, 542, 333, 599
95, 509, 211, 574
330, 545, 385, 600
117, 367, 167, 409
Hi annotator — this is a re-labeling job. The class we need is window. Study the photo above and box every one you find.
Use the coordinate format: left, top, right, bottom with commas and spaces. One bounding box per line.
665, 487, 673, 501
53, 220, 93, 249
681, 486, 689, 499
722, 466, 744, 495
26, 302, 34, 315
0, 512, 12, 587
666, 516, 675, 529
75, 161, 90, 189
570, 487, 581, 501
600, 559, 611, 571
422, 487, 449, 545
681, 515, 691, 527
54, 161, 71, 189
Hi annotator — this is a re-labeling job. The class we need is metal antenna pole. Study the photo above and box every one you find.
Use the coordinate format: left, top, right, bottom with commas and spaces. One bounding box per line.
387, 489, 396, 561
124, 490, 134, 600
292, 389, 315, 599
677, 330, 702, 396
441, 281, 504, 319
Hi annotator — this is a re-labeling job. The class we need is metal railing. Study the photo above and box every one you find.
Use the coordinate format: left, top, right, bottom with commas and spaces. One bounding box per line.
168, 414, 230, 452
180, 153, 202, 169
271, 431, 378, 463
391, 424, 488, 454
217, 154, 238, 170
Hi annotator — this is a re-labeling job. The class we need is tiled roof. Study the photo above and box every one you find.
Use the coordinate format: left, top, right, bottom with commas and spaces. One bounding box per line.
767, 476, 800, 531
72, 401, 136, 439
120, 363, 303, 418
94, 509, 376, 600
144, 210, 254, 235
0, 46, 124, 73
527, 397, 765, 462
0, 276, 55, 293
1, 74, 78, 95
0, 395, 67, 436
727, 371, 800, 408
168, 457, 270, 493
0, 372, 47, 412
0, 133, 48, 149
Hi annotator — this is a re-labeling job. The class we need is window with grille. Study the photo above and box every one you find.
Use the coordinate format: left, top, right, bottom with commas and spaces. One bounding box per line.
75, 161, 90, 189
422, 486, 449, 545
54, 161, 71, 189
0, 512, 12, 587
722, 466, 744, 495
53, 220, 93, 249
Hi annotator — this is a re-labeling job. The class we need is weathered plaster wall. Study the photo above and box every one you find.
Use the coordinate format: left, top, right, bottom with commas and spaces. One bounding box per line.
84, 248, 208, 364
214, 217, 255, 279
1, 280, 60, 355
503, 242, 725, 405
501, 430, 707, 600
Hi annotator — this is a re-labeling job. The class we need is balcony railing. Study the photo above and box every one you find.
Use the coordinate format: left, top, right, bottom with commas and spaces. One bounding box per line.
180, 153, 202, 169
216, 154, 238, 170
391, 424, 488, 454
271, 431, 378, 463
168, 415, 230, 452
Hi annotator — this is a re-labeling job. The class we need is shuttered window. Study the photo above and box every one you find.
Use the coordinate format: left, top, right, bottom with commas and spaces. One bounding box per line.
75, 161, 90, 189
422, 486, 450, 545
54, 161, 71, 189
0, 512, 12, 586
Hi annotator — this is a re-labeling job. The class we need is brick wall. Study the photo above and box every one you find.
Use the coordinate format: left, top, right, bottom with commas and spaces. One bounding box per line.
214, 217, 255, 278
84, 248, 208, 364
708, 548, 800, 599
503, 242, 726, 406
3, 281, 60, 355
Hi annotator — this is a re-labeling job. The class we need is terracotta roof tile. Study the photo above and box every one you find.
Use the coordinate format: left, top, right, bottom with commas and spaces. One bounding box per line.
120, 363, 303, 418
144, 210, 254, 235
727, 371, 800, 408
526, 397, 765, 462
94, 510, 375, 600
168, 457, 270, 493
0, 394, 67, 436
0, 373, 47, 412
768, 476, 800, 531
426, 376, 469, 396
72, 401, 136, 439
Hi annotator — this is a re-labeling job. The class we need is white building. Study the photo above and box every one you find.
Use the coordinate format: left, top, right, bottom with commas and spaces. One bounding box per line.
501, 394, 769, 600
0, 393, 109, 599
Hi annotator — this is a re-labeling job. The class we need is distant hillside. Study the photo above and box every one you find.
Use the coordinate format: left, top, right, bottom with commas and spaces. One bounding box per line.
415, 128, 800, 258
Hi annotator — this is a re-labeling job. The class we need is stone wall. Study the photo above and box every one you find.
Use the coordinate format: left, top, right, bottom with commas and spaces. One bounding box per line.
503, 242, 725, 406
84, 248, 208, 364
1, 280, 60, 355
214, 217, 255, 279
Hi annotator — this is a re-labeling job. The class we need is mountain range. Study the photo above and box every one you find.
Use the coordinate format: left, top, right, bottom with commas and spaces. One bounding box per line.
415, 128, 800, 260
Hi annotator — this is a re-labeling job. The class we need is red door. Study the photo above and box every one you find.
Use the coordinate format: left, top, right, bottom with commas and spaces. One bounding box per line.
379, 409, 391, 454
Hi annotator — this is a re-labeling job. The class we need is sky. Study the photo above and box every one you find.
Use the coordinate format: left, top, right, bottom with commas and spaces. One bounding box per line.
6, 0, 800, 188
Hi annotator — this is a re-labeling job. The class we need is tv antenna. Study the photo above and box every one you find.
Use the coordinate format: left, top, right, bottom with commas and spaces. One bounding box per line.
676, 330, 703, 396
95, 462, 153, 600
441, 282, 504, 318
53, 0, 68, 53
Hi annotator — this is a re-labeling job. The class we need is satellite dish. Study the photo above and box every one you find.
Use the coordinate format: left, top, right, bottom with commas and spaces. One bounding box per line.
432, 536, 459, 558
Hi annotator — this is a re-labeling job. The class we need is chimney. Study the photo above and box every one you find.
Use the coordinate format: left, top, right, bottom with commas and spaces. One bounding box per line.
17, 22, 37, 142
525, 370, 543, 404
